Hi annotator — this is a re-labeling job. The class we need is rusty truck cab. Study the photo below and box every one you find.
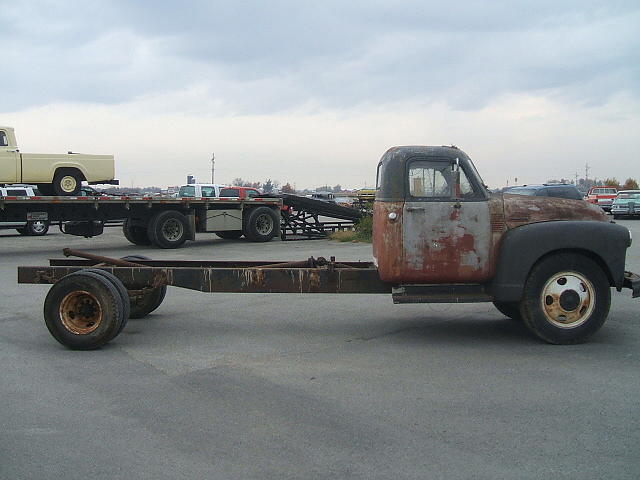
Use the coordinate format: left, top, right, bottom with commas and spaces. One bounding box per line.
373, 146, 504, 285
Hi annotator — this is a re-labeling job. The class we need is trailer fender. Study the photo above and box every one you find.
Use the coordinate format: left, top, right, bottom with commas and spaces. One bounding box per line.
492, 221, 631, 302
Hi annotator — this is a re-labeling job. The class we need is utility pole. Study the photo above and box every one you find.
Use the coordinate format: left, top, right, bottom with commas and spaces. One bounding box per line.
575, 171, 579, 186
211, 153, 215, 183
585, 162, 590, 182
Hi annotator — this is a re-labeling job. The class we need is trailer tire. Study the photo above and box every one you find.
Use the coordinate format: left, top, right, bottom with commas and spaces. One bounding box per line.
123, 218, 152, 245
493, 301, 521, 321
120, 255, 168, 319
244, 207, 279, 242
519, 253, 611, 344
128, 286, 168, 319
147, 210, 189, 248
44, 271, 125, 350
215, 230, 243, 240
53, 169, 83, 196
71, 269, 131, 335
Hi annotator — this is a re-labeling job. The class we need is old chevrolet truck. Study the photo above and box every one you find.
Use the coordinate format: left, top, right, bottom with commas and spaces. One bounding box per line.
18, 146, 639, 350
0, 126, 118, 195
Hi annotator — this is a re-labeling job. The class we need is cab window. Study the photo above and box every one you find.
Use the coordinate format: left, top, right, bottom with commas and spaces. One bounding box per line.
246, 189, 259, 198
408, 160, 477, 199
201, 186, 217, 197
0, 131, 7, 147
178, 185, 195, 197
220, 188, 239, 197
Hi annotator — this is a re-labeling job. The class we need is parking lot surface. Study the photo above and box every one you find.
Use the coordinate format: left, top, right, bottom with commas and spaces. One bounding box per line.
1, 222, 639, 479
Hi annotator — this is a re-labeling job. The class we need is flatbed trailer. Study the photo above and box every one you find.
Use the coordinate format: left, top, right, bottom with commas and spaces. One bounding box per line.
0, 194, 283, 248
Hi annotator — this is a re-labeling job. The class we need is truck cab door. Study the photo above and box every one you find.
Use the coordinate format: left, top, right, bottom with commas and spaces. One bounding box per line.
401, 158, 492, 283
0, 130, 19, 183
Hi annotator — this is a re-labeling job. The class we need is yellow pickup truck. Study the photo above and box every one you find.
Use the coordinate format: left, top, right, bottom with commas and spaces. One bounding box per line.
0, 126, 118, 195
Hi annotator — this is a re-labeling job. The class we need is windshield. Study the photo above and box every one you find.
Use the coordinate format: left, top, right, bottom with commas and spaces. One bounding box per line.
178, 185, 195, 197
617, 193, 640, 200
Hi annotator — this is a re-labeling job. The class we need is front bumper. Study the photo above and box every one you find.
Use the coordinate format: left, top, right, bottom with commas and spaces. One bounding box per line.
623, 271, 640, 298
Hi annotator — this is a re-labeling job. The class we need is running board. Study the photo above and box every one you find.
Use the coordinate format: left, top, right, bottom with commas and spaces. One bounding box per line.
392, 284, 493, 304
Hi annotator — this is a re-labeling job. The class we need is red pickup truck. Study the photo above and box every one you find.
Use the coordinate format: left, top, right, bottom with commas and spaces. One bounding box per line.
586, 186, 617, 212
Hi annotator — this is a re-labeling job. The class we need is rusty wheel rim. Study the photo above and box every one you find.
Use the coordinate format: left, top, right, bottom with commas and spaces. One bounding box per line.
540, 271, 595, 328
59, 290, 103, 334
255, 213, 274, 235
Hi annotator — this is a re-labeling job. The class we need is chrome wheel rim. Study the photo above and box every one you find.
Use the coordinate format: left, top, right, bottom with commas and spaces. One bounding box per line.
255, 214, 273, 235
161, 218, 184, 241
540, 271, 595, 328
31, 221, 47, 234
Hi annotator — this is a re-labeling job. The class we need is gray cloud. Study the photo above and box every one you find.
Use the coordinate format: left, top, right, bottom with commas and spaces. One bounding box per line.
1, 0, 638, 112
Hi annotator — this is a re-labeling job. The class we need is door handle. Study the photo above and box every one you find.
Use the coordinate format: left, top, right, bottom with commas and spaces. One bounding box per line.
406, 206, 426, 212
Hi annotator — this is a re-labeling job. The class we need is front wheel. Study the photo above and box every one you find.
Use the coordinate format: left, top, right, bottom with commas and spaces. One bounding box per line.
25, 220, 49, 236
520, 253, 611, 344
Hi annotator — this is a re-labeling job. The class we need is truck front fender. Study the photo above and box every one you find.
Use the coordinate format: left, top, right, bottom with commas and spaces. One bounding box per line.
492, 221, 631, 302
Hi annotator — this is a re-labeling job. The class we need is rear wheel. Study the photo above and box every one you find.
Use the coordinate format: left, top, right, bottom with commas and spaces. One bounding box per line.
53, 169, 82, 196
123, 218, 152, 245
120, 255, 167, 319
44, 271, 125, 350
520, 253, 610, 344
244, 207, 279, 242
147, 210, 189, 248
216, 230, 243, 240
25, 220, 49, 236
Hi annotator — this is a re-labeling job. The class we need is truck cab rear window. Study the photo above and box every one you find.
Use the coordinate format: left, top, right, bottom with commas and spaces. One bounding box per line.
220, 188, 239, 197
0, 131, 7, 147
179, 186, 195, 197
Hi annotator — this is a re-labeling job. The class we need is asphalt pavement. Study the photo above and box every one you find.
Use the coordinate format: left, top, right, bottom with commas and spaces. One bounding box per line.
1, 221, 639, 479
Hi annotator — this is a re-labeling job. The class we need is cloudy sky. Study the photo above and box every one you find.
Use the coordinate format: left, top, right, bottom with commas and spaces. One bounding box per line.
2, 1, 639, 189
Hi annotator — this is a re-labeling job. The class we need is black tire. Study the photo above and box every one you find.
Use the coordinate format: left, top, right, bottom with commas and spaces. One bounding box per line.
243, 207, 279, 242
215, 230, 243, 240
147, 210, 189, 249
120, 255, 167, 319
71, 269, 131, 335
519, 253, 611, 344
128, 286, 168, 319
53, 169, 82, 196
613, 215, 620, 220
123, 218, 152, 245
493, 301, 522, 321
44, 271, 125, 350
24, 220, 49, 236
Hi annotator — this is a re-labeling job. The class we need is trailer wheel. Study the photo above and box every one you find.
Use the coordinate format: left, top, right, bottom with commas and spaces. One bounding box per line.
44, 271, 125, 350
519, 253, 611, 344
120, 255, 167, 319
53, 169, 82, 196
128, 286, 168, 319
71, 269, 131, 335
147, 210, 189, 248
215, 230, 243, 240
123, 218, 152, 245
244, 207, 279, 242
493, 301, 522, 321
25, 220, 50, 236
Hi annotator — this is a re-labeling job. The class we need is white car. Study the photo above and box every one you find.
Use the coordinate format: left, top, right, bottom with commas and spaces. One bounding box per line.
178, 183, 227, 198
0, 184, 50, 235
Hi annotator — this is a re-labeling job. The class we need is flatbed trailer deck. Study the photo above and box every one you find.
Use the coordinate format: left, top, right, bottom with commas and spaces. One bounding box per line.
0, 194, 283, 248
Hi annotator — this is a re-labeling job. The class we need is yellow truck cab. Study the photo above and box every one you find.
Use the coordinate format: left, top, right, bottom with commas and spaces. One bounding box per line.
0, 126, 118, 195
